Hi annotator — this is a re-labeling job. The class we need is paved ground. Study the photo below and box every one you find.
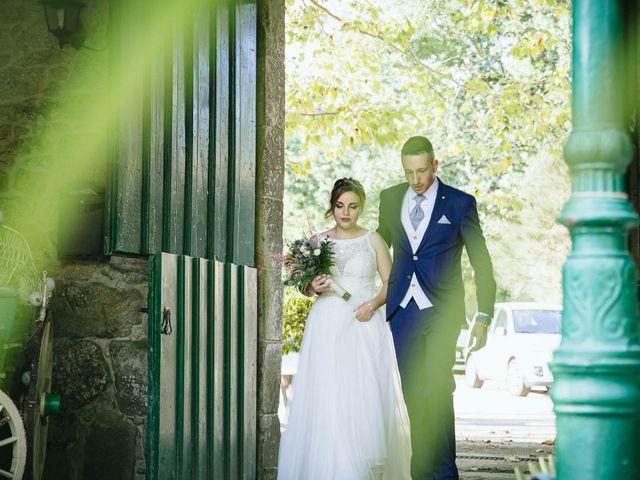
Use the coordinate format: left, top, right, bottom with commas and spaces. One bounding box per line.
455, 374, 555, 478
454, 374, 555, 442
457, 440, 555, 479
279, 362, 556, 478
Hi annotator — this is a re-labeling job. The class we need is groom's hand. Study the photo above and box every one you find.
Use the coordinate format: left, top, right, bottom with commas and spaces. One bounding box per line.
468, 318, 489, 352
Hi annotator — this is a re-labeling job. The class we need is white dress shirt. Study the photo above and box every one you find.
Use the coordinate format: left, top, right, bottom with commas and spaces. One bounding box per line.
399, 179, 439, 310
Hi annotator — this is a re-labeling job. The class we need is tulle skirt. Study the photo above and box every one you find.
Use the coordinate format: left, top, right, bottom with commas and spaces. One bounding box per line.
278, 293, 412, 480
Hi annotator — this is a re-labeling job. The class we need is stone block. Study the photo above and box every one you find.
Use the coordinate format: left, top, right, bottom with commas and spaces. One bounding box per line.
0, 54, 12, 69
256, 158, 284, 201
257, 197, 283, 234
80, 409, 137, 480
258, 413, 281, 473
0, 67, 50, 103
0, 165, 10, 192
12, 22, 56, 60
43, 445, 80, 480
257, 340, 282, 415
108, 255, 149, 275
109, 340, 148, 417
0, 28, 14, 53
260, 468, 279, 480
52, 339, 110, 409
11, 159, 52, 194
50, 280, 144, 338
257, 269, 283, 341
0, 0, 37, 25
44, 410, 81, 450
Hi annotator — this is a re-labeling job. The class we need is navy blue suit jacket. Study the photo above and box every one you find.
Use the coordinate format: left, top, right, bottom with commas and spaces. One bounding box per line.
377, 180, 496, 324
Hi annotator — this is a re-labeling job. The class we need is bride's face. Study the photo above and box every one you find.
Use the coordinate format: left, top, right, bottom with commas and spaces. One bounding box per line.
333, 191, 362, 230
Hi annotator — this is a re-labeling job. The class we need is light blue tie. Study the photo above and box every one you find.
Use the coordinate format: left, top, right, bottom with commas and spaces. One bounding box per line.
410, 195, 425, 230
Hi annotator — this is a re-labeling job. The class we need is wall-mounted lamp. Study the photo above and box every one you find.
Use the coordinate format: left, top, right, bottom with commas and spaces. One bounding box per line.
40, 0, 86, 49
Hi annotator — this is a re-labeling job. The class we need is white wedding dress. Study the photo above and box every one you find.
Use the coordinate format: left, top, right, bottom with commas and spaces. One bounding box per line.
278, 231, 412, 480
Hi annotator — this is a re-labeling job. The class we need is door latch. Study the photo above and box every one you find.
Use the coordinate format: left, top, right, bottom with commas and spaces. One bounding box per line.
161, 306, 173, 335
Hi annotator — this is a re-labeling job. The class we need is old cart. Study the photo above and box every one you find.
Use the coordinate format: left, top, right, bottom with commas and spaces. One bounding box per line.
0, 217, 60, 480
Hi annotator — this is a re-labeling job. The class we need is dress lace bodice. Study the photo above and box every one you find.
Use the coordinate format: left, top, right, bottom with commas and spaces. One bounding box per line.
324, 231, 377, 298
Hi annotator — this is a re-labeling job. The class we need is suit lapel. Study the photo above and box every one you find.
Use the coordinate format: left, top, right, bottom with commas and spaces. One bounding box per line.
418, 179, 447, 251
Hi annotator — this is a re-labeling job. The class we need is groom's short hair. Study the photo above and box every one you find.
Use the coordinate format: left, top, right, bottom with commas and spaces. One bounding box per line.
401, 136, 435, 163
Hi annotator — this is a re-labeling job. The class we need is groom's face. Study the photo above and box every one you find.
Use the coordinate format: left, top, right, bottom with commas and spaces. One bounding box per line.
402, 153, 438, 195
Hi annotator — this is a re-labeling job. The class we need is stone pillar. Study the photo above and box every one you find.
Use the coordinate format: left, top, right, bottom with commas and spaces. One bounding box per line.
552, 1, 640, 479
255, 0, 285, 479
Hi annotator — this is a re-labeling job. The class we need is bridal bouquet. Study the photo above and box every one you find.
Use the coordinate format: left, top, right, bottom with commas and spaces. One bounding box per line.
280, 234, 351, 301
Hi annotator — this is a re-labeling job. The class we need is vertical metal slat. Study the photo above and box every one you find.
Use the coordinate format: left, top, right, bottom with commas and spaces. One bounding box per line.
183, 9, 194, 255
212, 260, 226, 478
167, 25, 187, 254
228, 263, 239, 479
242, 266, 258, 479
159, 253, 178, 480
181, 256, 194, 479
195, 258, 208, 480
148, 24, 166, 254
146, 254, 161, 480
211, 3, 230, 261
189, 10, 211, 258
232, 0, 257, 266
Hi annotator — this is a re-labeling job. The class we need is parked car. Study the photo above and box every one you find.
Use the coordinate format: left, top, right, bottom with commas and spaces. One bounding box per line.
454, 316, 472, 372
464, 302, 562, 396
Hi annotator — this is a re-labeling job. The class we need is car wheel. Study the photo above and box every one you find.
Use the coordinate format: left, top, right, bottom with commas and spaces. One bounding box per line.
506, 358, 530, 397
465, 355, 483, 388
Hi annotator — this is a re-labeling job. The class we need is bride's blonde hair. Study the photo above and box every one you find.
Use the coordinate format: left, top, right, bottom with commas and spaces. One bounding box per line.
324, 178, 366, 218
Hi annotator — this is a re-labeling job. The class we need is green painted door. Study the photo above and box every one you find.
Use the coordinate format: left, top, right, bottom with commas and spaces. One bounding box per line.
106, 1, 259, 478
106, 0, 257, 265
148, 253, 257, 480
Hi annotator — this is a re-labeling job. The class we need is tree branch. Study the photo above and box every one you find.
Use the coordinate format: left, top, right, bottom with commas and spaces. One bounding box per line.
307, 0, 467, 90
289, 110, 341, 117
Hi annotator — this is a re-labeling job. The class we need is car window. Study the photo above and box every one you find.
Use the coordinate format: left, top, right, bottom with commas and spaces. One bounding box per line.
513, 310, 561, 334
492, 310, 508, 332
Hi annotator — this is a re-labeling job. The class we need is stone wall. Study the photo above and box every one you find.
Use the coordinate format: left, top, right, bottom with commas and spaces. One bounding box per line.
256, 1, 285, 479
0, 1, 149, 479
0, 0, 110, 266
45, 256, 148, 480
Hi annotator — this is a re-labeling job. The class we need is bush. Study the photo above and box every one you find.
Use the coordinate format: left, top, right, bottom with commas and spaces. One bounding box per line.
282, 287, 313, 355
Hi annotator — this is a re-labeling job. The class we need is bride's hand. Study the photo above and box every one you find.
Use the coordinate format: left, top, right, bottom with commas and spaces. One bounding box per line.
354, 302, 375, 322
309, 274, 331, 295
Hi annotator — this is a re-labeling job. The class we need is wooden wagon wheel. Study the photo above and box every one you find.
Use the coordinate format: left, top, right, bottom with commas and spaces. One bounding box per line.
24, 319, 58, 480
0, 389, 27, 479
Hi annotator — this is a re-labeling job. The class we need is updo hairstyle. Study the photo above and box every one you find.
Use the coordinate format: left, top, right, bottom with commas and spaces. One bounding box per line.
324, 178, 366, 218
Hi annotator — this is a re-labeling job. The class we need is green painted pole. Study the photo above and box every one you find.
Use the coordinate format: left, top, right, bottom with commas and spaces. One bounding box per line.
552, 1, 640, 479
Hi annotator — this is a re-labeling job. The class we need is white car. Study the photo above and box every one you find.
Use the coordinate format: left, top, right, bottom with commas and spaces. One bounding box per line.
464, 302, 562, 396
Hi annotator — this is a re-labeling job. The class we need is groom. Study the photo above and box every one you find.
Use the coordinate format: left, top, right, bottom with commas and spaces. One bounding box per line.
377, 135, 496, 479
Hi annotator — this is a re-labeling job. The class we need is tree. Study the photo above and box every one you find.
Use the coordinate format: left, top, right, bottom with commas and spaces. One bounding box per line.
284, 0, 571, 305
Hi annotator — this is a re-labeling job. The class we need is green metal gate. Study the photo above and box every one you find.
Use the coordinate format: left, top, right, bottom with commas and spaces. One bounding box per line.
148, 255, 256, 480
105, 0, 259, 478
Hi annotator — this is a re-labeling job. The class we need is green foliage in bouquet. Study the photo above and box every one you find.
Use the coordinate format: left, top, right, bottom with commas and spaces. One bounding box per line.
282, 287, 313, 355
282, 235, 336, 294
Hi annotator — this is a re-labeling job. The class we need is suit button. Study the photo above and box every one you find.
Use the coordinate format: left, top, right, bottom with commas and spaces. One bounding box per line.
406, 275, 411, 279
412, 255, 418, 261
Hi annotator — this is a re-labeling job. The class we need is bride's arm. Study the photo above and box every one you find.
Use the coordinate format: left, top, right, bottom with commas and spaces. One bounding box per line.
353, 232, 392, 321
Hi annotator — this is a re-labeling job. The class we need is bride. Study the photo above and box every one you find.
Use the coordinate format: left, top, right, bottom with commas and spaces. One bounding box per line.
278, 178, 411, 480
